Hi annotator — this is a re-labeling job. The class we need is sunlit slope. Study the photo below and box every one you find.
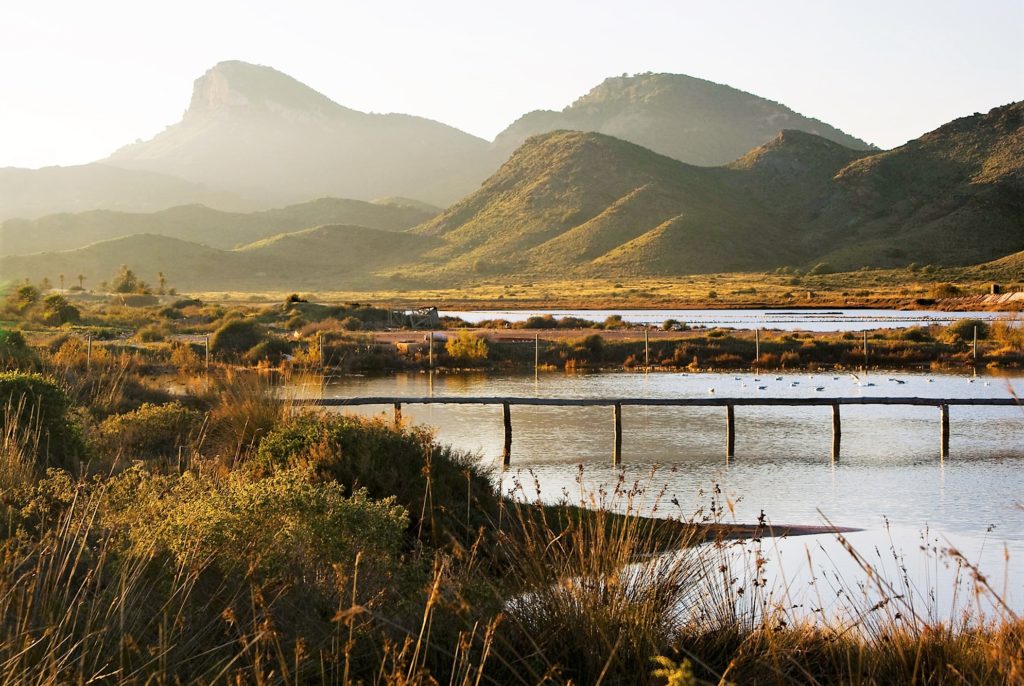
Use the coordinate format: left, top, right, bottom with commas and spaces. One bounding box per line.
493, 72, 876, 164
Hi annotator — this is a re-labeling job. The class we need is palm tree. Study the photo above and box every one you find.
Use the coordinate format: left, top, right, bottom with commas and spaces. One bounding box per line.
77, 273, 85, 290
59, 274, 65, 292
158, 272, 166, 295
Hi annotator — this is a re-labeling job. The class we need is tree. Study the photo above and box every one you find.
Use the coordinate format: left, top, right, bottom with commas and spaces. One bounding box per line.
77, 273, 86, 290
158, 271, 167, 295
59, 274, 65, 292
111, 265, 150, 294
42, 294, 81, 326
6, 285, 40, 313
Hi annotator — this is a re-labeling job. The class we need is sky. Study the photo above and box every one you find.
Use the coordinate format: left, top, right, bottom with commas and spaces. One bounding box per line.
1, 0, 1021, 169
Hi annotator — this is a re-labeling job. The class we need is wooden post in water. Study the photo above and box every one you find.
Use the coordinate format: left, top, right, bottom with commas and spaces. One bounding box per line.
863, 331, 868, 367
940, 404, 950, 457
393, 402, 402, 427
612, 402, 623, 465
501, 402, 512, 467
973, 326, 978, 361
755, 328, 760, 364
428, 332, 434, 370
644, 327, 650, 368
831, 403, 841, 459
534, 333, 540, 373
726, 404, 736, 458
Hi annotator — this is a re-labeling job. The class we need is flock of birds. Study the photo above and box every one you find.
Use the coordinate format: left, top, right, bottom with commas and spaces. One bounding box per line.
704, 372, 990, 394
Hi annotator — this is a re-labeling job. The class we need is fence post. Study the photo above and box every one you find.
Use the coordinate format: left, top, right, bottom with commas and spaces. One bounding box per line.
204, 335, 210, 372
429, 332, 434, 370
393, 402, 402, 427
941, 404, 950, 457
612, 402, 623, 465
86, 335, 92, 372
502, 402, 512, 467
831, 403, 841, 459
726, 404, 736, 458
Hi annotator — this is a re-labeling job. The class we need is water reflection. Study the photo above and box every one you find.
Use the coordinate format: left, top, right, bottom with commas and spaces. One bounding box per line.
306, 369, 1024, 613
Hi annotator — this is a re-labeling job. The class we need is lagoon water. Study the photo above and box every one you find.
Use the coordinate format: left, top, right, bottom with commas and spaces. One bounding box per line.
441, 308, 1015, 332
309, 369, 1024, 616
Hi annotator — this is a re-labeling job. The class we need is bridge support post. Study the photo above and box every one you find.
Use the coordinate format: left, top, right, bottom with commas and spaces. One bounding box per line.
502, 402, 512, 467
831, 403, 841, 459
941, 404, 950, 457
726, 404, 735, 458
613, 402, 623, 465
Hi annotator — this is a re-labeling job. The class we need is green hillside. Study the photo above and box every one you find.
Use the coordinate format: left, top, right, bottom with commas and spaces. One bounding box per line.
410, 102, 1023, 280
493, 72, 876, 164
0, 197, 438, 256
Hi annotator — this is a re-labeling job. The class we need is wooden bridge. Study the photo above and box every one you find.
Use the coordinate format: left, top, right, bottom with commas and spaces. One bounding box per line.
296, 396, 1022, 465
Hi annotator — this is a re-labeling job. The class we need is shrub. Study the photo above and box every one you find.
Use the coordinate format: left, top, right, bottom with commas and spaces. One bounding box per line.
0, 329, 36, 368
110, 265, 149, 294
136, 323, 168, 342
170, 342, 202, 372
603, 314, 627, 329
41, 294, 80, 325
94, 402, 202, 460
522, 315, 557, 329
256, 413, 497, 545
245, 336, 294, 365
445, 331, 489, 363
931, 282, 962, 299
5, 285, 40, 314
945, 318, 989, 341
662, 319, 680, 331
0, 372, 84, 471
209, 319, 263, 358
808, 262, 835, 275
339, 316, 362, 331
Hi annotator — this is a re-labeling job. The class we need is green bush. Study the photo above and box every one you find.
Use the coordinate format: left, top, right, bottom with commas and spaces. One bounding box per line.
256, 413, 497, 546
0, 372, 84, 471
445, 331, 489, 363
118, 467, 408, 579
94, 402, 201, 460
41, 294, 80, 325
945, 318, 989, 341
244, 336, 294, 364
209, 318, 263, 357
0, 329, 37, 368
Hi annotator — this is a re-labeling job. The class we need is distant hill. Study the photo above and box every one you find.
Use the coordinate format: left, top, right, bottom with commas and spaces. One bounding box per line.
0, 164, 246, 221
412, 102, 1023, 279
0, 197, 438, 256
0, 224, 435, 291
105, 61, 491, 206
5, 99, 1019, 289
413, 131, 798, 276
805, 102, 1024, 268
493, 73, 875, 165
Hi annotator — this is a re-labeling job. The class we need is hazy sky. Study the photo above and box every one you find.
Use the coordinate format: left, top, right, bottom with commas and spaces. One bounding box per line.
2, 0, 1021, 168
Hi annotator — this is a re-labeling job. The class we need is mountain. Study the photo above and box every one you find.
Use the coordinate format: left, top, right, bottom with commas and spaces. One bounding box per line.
5, 100, 1019, 289
493, 73, 876, 165
0, 197, 439, 256
0, 224, 435, 291
105, 61, 491, 207
412, 130, 801, 276
805, 102, 1024, 268
0, 164, 246, 221
411, 101, 1023, 279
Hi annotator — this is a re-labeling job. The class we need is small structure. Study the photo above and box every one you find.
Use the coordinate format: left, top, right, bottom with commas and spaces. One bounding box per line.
991, 283, 1003, 295
406, 307, 440, 329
